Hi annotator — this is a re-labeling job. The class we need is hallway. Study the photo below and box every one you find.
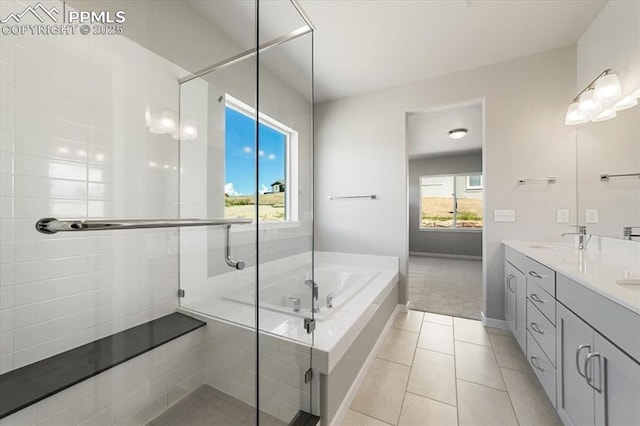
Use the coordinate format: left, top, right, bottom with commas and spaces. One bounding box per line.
408, 257, 482, 320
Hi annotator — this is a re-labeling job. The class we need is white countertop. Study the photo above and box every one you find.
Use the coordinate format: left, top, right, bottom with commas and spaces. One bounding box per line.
503, 238, 640, 315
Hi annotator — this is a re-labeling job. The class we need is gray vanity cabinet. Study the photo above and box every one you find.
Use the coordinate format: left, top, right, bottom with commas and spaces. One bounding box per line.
557, 303, 640, 426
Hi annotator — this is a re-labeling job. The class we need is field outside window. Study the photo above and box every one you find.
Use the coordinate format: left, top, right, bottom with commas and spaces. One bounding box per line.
420, 174, 483, 229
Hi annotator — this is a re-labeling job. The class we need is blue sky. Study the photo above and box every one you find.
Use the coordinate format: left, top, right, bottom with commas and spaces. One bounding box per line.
224, 107, 286, 196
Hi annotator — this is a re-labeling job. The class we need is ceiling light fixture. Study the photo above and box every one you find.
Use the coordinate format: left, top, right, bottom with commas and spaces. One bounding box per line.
448, 128, 468, 139
565, 69, 637, 126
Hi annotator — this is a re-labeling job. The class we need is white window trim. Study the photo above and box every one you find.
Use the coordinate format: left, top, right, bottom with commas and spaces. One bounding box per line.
224, 94, 299, 225
466, 175, 483, 191
419, 172, 483, 231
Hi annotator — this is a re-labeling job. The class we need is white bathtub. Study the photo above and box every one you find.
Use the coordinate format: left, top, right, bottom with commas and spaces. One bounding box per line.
224, 266, 379, 320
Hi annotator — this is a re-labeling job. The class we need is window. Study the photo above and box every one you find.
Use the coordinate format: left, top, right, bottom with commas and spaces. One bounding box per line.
420, 174, 483, 229
223, 95, 297, 222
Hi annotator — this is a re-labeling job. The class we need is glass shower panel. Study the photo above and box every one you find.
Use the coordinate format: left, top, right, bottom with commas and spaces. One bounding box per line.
258, 1, 316, 421
178, 2, 258, 423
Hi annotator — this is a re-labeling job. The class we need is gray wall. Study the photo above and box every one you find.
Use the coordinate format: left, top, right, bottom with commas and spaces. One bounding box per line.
409, 152, 483, 257
315, 45, 577, 320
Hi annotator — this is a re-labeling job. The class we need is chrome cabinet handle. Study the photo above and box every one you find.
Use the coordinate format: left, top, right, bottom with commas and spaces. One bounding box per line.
530, 293, 544, 303
530, 322, 544, 334
576, 344, 590, 378
506, 274, 515, 292
585, 352, 602, 393
529, 271, 543, 279
530, 356, 545, 372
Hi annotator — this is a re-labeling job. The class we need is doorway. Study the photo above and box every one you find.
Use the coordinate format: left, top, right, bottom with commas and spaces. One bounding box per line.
406, 100, 484, 320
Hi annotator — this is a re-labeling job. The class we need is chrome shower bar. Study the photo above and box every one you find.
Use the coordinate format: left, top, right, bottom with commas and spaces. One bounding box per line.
35, 217, 252, 234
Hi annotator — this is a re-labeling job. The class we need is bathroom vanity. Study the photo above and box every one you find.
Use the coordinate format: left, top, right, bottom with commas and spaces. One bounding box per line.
503, 239, 640, 425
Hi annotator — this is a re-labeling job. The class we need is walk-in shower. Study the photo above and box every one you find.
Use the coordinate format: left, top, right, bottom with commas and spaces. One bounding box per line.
0, 0, 317, 424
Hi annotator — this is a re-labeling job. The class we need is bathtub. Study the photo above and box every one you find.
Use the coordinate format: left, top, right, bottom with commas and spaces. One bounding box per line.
224, 266, 380, 320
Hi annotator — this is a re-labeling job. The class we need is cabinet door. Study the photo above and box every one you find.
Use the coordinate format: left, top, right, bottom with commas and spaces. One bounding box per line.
505, 262, 517, 335
505, 262, 526, 352
514, 267, 526, 352
557, 303, 595, 426
593, 333, 640, 425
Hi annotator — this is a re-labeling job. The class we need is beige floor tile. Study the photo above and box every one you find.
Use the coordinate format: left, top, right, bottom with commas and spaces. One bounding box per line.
457, 380, 518, 426
417, 322, 454, 355
399, 393, 457, 426
487, 327, 512, 336
489, 333, 533, 373
392, 310, 424, 333
351, 358, 411, 425
377, 328, 419, 366
342, 409, 391, 426
501, 368, 563, 426
453, 317, 491, 346
407, 349, 456, 406
422, 312, 453, 326
454, 341, 505, 390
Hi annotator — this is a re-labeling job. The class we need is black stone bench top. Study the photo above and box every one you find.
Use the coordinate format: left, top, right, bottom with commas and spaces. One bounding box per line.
0, 312, 205, 419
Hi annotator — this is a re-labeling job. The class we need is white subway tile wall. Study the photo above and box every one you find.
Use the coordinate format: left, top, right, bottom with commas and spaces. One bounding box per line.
0, 0, 187, 374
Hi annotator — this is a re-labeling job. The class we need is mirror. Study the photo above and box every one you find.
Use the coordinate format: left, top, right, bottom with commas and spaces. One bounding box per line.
576, 106, 640, 239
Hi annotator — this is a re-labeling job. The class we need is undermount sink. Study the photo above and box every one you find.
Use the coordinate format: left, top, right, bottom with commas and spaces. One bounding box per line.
617, 278, 640, 286
528, 244, 573, 252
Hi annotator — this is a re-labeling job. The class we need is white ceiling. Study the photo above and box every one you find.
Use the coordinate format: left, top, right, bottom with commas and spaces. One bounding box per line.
408, 102, 483, 159
187, 0, 606, 103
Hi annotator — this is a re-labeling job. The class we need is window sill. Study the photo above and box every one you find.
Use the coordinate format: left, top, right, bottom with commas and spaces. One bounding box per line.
419, 227, 483, 233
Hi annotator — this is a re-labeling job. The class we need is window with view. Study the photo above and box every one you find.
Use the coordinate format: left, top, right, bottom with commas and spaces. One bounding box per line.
420, 174, 483, 229
224, 97, 295, 222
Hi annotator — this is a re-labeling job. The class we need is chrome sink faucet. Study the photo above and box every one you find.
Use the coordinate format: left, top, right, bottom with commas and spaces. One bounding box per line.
561, 225, 591, 250
305, 279, 319, 313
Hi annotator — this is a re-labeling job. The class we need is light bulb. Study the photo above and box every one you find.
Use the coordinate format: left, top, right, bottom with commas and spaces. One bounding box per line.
594, 73, 622, 102
565, 102, 587, 126
448, 128, 468, 139
613, 95, 638, 111
578, 89, 601, 114
592, 108, 616, 122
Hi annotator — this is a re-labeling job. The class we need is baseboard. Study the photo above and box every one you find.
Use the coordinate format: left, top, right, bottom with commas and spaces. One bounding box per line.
409, 251, 482, 260
329, 304, 401, 426
481, 311, 509, 330
399, 301, 410, 312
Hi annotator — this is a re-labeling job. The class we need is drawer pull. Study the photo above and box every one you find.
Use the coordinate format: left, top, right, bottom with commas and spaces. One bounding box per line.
575, 344, 590, 378
530, 293, 545, 303
530, 356, 545, 372
530, 322, 544, 334
528, 271, 543, 279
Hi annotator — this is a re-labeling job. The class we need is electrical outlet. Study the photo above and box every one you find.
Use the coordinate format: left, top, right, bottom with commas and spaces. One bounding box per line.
585, 209, 599, 224
557, 209, 569, 223
494, 209, 516, 222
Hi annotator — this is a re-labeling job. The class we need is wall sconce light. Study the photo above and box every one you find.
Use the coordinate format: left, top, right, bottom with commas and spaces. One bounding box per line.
565, 68, 639, 126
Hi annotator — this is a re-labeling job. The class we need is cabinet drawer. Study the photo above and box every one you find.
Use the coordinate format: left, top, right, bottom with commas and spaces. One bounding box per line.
527, 279, 556, 325
505, 246, 527, 273
527, 331, 556, 408
527, 300, 556, 366
524, 257, 555, 297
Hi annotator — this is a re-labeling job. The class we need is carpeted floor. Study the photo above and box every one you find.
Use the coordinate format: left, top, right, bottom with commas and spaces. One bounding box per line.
408, 256, 483, 320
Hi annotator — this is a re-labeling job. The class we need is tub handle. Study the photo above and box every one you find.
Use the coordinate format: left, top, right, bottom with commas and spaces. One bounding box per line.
327, 293, 335, 308
287, 297, 300, 313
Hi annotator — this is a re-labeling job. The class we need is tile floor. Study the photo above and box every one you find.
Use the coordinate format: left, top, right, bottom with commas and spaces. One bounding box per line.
342, 310, 562, 426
